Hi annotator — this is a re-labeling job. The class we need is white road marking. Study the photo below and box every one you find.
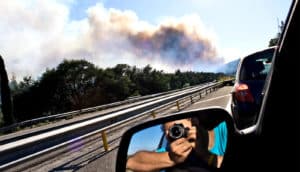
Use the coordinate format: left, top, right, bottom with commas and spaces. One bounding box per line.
194, 94, 230, 105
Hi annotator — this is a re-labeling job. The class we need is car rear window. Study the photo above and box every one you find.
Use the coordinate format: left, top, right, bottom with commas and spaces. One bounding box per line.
240, 48, 275, 81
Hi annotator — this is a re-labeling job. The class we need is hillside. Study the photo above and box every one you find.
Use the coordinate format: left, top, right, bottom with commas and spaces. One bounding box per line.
216, 59, 240, 75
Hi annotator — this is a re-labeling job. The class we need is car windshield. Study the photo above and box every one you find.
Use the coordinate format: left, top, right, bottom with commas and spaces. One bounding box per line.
0, 1, 292, 171
240, 48, 275, 81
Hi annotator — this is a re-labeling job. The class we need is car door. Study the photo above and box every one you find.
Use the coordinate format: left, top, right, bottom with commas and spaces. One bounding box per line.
224, 0, 300, 171
256, 0, 300, 170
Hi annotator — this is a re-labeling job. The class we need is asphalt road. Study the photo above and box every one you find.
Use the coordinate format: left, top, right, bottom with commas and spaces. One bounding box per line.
77, 86, 233, 172
184, 86, 232, 112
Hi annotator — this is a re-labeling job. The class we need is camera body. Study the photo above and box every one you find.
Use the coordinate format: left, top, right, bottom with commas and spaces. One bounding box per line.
168, 123, 190, 141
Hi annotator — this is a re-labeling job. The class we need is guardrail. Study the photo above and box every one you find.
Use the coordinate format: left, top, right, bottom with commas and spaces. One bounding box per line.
0, 83, 205, 134
0, 81, 227, 170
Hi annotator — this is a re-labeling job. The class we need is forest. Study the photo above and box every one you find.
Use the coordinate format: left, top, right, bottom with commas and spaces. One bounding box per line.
3, 59, 230, 124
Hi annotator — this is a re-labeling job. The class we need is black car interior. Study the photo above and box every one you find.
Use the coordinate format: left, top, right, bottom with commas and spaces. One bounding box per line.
242, 60, 265, 80
224, 1, 300, 171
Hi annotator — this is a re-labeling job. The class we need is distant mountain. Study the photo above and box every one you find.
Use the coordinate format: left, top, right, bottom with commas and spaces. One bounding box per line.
216, 59, 240, 75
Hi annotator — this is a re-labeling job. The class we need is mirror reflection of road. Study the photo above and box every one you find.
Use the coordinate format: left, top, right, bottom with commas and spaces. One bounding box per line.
78, 86, 233, 172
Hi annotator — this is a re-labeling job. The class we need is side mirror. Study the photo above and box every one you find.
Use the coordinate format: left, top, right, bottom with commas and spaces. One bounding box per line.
116, 107, 235, 172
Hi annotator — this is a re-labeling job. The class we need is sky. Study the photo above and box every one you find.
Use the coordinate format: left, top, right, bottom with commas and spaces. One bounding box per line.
127, 124, 163, 155
0, 0, 292, 81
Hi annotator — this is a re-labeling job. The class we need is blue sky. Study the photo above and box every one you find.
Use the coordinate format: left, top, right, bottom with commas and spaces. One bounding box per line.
127, 124, 163, 155
0, 0, 292, 80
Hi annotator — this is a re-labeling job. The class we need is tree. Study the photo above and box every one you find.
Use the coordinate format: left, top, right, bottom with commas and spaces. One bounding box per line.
19, 76, 34, 90
13, 59, 101, 120
170, 70, 182, 89
10, 58, 231, 122
50, 59, 99, 110
269, 21, 285, 47
0, 55, 15, 126
98, 64, 137, 102
133, 65, 169, 95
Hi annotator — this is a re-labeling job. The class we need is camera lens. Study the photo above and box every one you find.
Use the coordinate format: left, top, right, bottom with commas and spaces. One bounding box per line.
169, 124, 187, 140
170, 126, 183, 138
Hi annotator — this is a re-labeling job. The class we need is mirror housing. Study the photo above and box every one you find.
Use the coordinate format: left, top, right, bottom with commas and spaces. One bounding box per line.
116, 107, 235, 172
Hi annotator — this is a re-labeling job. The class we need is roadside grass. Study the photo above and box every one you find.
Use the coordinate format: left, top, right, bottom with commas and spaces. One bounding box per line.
218, 75, 235, 82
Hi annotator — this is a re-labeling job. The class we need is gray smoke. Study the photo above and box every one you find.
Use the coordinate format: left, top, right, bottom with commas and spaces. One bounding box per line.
0, 1, 223, 81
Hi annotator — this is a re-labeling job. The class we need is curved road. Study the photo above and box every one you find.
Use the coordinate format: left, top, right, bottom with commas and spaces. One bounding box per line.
78, 86, 233, 172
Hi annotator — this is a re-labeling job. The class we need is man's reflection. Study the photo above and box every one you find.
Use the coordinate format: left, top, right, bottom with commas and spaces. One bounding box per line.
126, 118, 227, 172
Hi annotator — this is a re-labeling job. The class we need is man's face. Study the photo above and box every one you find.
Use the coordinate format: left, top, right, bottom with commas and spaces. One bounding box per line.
164, 118, 192, 136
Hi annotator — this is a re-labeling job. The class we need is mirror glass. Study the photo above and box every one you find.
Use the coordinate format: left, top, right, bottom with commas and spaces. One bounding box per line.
126, 117, 228, 172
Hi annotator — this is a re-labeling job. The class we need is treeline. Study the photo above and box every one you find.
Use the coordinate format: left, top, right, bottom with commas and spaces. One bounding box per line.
9, 59, 228, 122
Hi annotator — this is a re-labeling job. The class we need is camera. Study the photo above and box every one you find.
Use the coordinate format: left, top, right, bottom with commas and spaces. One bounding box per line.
168, 123, 190, 141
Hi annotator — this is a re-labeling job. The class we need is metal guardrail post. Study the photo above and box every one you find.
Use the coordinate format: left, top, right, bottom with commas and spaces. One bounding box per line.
199, 92, 202, 98
151, 111, 156, 118
190, 96, 194, 104
176, 101, 180, 111
101, 131, 109, 151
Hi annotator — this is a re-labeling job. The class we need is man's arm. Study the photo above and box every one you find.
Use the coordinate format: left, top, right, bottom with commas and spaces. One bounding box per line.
126, 138, 193, 172
126, 151, 175, 172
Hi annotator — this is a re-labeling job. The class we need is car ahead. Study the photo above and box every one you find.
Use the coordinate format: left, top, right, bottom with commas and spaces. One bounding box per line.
116, 0, 299, 171
231, 46, 276, 129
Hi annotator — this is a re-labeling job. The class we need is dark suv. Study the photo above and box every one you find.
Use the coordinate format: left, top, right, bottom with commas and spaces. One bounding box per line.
231, 46, 276, 129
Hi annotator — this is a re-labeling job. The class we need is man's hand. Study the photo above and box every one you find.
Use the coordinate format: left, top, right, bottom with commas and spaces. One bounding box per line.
168, 138, 193, 164
187, 126, 197, 148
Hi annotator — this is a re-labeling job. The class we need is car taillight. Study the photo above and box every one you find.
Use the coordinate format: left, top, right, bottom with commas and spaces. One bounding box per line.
234, 83, 254, 103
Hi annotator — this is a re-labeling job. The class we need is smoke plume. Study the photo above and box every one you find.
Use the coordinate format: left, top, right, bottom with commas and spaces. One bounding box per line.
0, 1, 223, 80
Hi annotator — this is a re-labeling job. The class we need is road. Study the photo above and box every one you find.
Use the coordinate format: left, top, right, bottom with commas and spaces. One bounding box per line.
185, 85, 232, 112
3, 85, 232, 172
77, 86, 232, 172
1, 83, 220, 172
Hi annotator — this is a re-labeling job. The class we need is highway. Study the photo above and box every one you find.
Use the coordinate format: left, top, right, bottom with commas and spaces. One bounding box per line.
0, 83, 206, 143
77, 86, 232, 172
0, 84, 232, 172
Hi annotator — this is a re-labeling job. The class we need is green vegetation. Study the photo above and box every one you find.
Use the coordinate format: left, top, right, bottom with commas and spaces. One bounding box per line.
217, 75, 235, 82
8, 59, 229, 123
269, 21, 284, 47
